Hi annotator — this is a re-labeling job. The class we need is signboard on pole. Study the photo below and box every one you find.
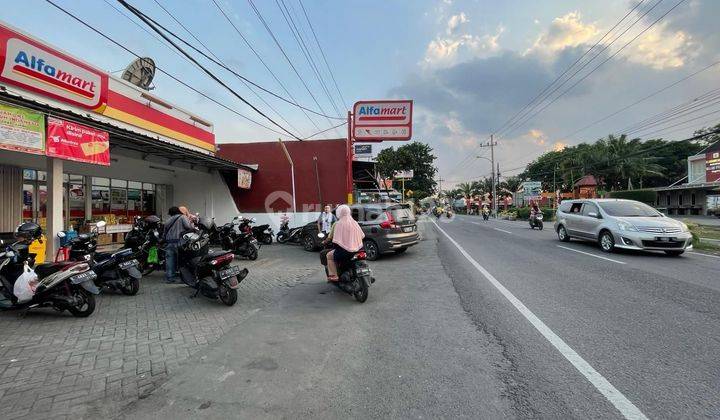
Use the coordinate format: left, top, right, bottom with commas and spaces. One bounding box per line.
520, 181, 542, 201
0, 103, 45, 154
707, 151, 720, 182
46, 117, 109, 165
353, 100, 412, 141
395, 170, 414, 180
354, 144, 372, 155
238, 168, 252, 189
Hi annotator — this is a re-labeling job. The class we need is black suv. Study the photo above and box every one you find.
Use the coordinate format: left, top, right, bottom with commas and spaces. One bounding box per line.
300, 203, 419, 260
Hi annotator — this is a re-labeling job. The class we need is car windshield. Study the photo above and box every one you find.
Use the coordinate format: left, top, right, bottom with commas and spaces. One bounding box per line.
598, 201, 661, 217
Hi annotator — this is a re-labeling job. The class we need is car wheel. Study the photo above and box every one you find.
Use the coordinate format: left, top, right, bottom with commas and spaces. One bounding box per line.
363, 240, 379, 261
303, 235, 316, 252
557, 225, 570, 242
599, 231, 615, 253
664, 250, 684, 256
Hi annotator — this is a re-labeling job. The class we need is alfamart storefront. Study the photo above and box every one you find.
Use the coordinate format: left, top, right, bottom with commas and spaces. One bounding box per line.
0, 21, 251, 256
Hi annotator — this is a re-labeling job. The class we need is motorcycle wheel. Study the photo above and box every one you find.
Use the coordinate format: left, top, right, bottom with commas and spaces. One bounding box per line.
538, 221, 544, 231
354, 278, 369, 303
140, 261, 155, 276
248, 247, 258, 261
218, 284, 238, 306
120, 276, 140, 296
262, 235, 273, 245
276, 232, 288, 244
67, 289, 96, 317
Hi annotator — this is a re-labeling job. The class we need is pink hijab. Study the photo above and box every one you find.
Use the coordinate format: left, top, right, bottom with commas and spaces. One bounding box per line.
332, 205, 365, 252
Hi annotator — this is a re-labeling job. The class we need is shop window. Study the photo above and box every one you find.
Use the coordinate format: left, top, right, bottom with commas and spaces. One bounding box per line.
142, 188, 156, 215
127, 188, 142, 217
110, 187, 127, 219
92, 176, 110, 218
67, 174, 85, 226
92, 177, 110, 186
37, 171, 47, 182
128, 181, 142, 190
23, 183, 34, 222
23, 169, 36, 180
691, 193, 696, 206
112, 179, 127, 188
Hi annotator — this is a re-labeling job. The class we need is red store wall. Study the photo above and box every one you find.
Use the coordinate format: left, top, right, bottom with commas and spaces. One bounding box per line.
219, 139, 348, 213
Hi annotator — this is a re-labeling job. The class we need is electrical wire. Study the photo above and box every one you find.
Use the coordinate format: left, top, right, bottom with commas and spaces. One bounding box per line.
117, 0, 303, 139
44, 0, 290, 138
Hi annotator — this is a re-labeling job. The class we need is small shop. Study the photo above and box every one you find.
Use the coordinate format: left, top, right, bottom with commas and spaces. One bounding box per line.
0, 21, 251, 255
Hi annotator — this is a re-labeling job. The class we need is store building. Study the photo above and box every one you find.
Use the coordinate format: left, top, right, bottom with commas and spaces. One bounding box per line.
0, 22, 250, 255
653, 146, 720, 216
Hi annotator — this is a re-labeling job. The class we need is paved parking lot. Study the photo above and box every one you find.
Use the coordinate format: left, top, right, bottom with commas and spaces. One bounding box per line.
0, 244, 321, 419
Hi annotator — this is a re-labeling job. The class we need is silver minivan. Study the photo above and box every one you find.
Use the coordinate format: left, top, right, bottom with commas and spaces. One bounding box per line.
554, 199, 693, 256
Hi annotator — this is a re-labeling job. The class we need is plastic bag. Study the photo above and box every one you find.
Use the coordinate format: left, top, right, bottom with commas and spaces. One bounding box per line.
147, 246, 159, 264
14, 265, 38, 303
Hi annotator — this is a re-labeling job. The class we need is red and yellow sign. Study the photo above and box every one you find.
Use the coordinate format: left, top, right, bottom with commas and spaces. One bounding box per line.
47, 117, 109, 166
707, 150, 720, 183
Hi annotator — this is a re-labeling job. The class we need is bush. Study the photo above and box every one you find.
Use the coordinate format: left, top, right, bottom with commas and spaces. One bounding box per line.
515, 207, 555, 221
608, 189, 657, 204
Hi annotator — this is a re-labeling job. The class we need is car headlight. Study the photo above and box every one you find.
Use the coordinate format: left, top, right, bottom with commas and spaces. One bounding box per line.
679, 222, 689, 233
617, 221, 638, 232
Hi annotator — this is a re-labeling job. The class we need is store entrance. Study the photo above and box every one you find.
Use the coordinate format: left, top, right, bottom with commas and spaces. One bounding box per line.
22, 169, 87, 229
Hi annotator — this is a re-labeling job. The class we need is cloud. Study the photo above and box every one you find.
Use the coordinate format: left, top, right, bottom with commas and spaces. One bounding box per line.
446, 12, 468, 35
527, 129, 546, 145
423, 13, 503, 69
530, 12, 599, 55
623, 22, 695, 70
552, 141, 567, 152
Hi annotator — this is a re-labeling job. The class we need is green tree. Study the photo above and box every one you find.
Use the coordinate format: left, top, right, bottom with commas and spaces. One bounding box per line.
375, 142, 438, 200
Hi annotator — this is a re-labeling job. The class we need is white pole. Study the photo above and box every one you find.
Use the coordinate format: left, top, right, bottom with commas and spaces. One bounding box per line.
290, 163, 297, 213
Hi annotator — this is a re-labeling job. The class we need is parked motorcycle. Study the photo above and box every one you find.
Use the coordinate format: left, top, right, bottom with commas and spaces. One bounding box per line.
177, 231, 249, 306
529, 212, 544, 230
0, 226, 100, 317
217, 217, 260, 260
58, 221, 142, 295
198, 216, 222, 245
252, 224, 274, 245
318, 233, 374, 303
124, 216, 165, 275
276, 218, 304, 244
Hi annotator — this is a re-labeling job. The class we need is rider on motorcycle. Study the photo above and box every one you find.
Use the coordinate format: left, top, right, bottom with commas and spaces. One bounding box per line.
530, 201, 540, 219
325, 205, 364, 283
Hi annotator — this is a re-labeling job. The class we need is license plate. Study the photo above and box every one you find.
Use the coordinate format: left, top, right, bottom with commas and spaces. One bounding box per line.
402, 226, 414, 233
219, 265, 241, 280
119, 259, 139, 269
356, 267, 371, 276
70, 270, 97, 284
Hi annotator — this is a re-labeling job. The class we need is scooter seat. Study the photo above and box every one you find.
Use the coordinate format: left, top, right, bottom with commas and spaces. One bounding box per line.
94, 252, 113, 261
34, 261, 76, 278
201, 250, 231, 262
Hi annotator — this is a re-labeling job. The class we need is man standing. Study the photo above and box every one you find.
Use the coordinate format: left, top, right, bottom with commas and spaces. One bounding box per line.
163, 206, 196, 284
317, 205, 337, 235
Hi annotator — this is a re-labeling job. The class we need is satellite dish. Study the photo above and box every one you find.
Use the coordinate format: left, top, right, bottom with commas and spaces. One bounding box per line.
121, 57, 156, 90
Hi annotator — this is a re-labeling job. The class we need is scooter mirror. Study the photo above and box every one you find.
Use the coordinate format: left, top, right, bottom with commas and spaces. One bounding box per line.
96, 221, 107, 228
57, 231, 66, 238
251, 218, 257, 223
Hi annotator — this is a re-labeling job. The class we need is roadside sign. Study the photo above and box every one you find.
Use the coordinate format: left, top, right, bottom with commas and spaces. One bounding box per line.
395, 170, 414, 180
353, 100, 412, 141
520, 181, 542, 201
354, 144, 372, 155
238, 168, 252, 189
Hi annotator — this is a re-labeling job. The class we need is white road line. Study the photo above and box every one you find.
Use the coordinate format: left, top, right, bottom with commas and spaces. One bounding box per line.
494, 227, 513, 234
432, 221, 647, 420
687, 251, 720, 260
556, 245, 626, 265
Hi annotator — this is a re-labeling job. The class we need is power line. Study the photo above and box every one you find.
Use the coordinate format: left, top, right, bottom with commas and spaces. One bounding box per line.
150, 0, 304, 136
44, 0, 291, 138
246, 0, 336, 132
500, 0, 682, 140
622, 88, 720, 135
118, 0, 303, 139
210, 0, 324, 132
303, 121, 348, 140
298, 0, 349, 110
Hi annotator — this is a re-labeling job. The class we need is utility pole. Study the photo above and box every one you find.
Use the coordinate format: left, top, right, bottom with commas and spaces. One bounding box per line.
477, 135, 498, 217
496, 161, 500, 212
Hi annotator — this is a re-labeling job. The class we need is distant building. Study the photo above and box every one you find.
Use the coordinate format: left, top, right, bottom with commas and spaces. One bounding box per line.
653, 145, 720, 216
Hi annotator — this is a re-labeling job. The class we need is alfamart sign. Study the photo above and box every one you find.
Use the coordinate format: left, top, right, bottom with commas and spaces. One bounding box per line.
353, 100, 412, 141
0, 25, 108, 110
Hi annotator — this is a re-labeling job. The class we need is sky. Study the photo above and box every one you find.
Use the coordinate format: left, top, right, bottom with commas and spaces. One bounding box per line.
2, 0, 720, 186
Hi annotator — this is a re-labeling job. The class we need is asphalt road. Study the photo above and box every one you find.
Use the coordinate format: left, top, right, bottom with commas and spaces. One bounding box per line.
116, 216, 719, 419
436, 214, 720, 419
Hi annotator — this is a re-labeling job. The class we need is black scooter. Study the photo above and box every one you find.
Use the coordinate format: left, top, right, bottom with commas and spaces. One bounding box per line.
276, 219, 304, 244
124, 217, 165, 275
59, 221, 142, 295
252, 224, 274, 245
318, 233, 374, 303
178, 231, 249, 306
0, 238, 99, 317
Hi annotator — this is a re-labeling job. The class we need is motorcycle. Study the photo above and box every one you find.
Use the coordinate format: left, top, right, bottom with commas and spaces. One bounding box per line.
318, 233, 374, 303
177, 231, 249, 306
276, 218, 304, 244
252, 224, 274, 245
482, 208, 490, 221
198, 216, 222, 245
446, 209, 453, 218
529, 212, 544, 230
0, 237, 100, 317
219, 217, 260, 260
124, 216, 165, 275
58, 221, 142, 296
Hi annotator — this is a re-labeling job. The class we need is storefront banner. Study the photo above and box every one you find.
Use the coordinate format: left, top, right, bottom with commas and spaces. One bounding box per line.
46, 117, 110, 165
0, 103, 45, 154
238, 168, 252, 189
707, 151, 720, 182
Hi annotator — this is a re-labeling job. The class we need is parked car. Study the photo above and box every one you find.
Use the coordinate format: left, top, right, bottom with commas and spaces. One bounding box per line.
554, 199, 692, 256
300, 203, 420, 260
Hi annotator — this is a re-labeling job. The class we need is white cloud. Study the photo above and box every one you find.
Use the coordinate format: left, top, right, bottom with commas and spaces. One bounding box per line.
446, 12, 468, 35
423, 14, 503, 69
623, 22, 694, 70
529, 11, 599, 55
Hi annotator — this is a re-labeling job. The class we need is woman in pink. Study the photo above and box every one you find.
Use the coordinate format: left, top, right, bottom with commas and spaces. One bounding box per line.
326, 205, 365, 282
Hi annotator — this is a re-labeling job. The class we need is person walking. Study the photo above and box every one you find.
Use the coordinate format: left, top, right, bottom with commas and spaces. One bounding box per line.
317, 205, 337, 235
162, 206, 195, 284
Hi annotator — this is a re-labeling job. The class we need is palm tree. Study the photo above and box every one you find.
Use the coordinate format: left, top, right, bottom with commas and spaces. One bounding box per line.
458, 182, 473, 198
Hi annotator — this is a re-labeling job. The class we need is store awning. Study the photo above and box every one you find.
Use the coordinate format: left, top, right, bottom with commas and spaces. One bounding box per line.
0, 91, 254, 172
654, 181, 720, 192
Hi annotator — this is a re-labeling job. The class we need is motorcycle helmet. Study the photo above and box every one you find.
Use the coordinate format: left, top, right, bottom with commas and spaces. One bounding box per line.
15, 222, 42, 241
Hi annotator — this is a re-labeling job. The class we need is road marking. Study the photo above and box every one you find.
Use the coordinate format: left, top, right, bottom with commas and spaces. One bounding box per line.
494, 227, 513, 234
432, 221, 647, 420
556, 245, 626, 265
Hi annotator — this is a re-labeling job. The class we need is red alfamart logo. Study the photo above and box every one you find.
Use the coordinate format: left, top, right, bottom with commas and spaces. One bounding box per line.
0, 27, 106, 110
12, 50, 97, 99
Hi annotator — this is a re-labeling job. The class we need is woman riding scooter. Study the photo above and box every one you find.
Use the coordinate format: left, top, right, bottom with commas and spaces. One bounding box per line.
325, 205, 364, 282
